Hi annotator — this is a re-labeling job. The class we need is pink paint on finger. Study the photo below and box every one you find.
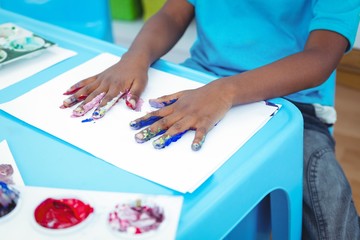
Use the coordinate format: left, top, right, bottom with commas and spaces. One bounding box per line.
71, 92, 105, 117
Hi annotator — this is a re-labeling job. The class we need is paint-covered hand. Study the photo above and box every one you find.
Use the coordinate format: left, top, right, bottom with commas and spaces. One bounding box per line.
129, 80, 233, 151
60, 55, 148, 119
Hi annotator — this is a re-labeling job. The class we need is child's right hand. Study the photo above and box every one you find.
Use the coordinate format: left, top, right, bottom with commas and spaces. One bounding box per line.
60, 55, 149, 119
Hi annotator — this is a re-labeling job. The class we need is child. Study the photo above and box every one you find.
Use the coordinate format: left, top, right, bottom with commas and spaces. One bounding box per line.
61, 0, 360, 238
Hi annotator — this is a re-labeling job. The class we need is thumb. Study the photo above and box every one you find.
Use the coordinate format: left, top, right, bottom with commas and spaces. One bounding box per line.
125, 80, 146, 111
149, 91, 184, 108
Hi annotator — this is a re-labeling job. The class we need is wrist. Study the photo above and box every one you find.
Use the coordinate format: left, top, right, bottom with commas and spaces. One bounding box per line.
121, 51, 151, 70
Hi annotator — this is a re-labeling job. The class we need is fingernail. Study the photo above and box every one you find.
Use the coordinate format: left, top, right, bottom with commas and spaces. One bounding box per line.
92, 107, 106, 119
149, 99, 165, 108
191, 143, 201, 151
192, 136, 205, 151
153, 135, 171, 149
92, 104, 109, 119
135, 132, 147, 143
129, 120, 139, 129
129, 116, 162, 130
93, 92, 124, 119
60, 96, 78, 108
72, 106, 85, 117
135, 129, 155, 143
126, 98, 136, 110
135, 128, 165, 143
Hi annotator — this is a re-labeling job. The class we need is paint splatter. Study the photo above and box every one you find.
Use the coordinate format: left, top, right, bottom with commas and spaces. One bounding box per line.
81, 118, 94, 123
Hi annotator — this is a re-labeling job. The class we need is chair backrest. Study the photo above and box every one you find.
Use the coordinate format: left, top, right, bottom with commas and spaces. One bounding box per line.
0, 0, 114, 42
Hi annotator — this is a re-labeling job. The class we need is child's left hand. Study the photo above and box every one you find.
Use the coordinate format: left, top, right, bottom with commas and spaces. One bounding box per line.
129, 80, 233, 151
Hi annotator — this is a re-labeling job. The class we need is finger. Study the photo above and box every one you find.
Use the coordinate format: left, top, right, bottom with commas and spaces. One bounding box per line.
132, 106, 177, 142
125, 92, 144, 111
149, 98, 177, 109
148, 92, 183, 108
129, 107, 172, 130
129, 115, 163, 130
192, 133, 206, 151
59, 95, 87, 109
152, 117, 192, 149
60, 76, 101, 109
152, 130, 189, 149
92, 91, 126, 119
191, 125, 209, 151
63, 75, 98, 95
135, 127, 166, 143
71, 92, 105, 117
70, 76, 122, 117
191, 114, 221, 151
125, 79, 147, 110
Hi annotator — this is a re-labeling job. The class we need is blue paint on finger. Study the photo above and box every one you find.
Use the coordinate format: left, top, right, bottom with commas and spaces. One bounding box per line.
153, 130, 188, 149
130, 116, 162, 130
149, 99, 177, 108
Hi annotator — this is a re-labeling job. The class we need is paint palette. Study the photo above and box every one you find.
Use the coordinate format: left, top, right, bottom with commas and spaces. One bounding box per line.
9, 36, 45, 52
0, 182, 21, 222
32, 196, 95, 235
108, 198, 166, 238
0, 23, 55, 66
0, 185, 183, 239
0, 140, 24, 186
0, 49, 7, 63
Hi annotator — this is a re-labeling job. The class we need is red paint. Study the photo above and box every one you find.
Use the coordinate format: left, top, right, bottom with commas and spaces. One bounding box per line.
34, 198, 94, 229
126, 99, 135, 110
63, 87, 82, 95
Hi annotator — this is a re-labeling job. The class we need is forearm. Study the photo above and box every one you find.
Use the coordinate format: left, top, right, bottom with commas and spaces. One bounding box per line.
122, 0, 194, 68
218, 30, 349, 106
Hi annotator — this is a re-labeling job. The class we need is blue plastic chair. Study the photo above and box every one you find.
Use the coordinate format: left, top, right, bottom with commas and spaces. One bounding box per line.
0, 0, 114, 42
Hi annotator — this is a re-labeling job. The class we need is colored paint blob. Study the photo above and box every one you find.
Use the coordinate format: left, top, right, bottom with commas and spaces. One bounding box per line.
108, 199, 164, 236
0, 164, 14, 185
34, 198, 94, 230
9, 36, 45, 52
0, 181, 20, 218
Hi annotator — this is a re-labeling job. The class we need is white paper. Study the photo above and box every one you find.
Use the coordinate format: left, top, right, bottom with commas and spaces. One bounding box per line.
0, 139, 25, 186
0, 46, 76, 90
0, 185, 183, 240
0, 53, 279, 193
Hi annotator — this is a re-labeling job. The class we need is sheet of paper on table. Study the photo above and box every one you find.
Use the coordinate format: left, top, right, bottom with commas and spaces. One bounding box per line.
0, 46, 76, 90
0, 23, 77, 91
0, 139, 25, 186
0, 185, 183, 240
0, 53, 280, 193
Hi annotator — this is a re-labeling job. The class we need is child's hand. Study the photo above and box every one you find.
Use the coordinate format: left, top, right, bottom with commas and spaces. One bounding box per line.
129, 80, 233, 151
60, 57, 148, 119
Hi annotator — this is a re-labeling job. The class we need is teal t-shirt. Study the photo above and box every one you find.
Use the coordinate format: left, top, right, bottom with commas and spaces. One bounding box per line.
183, 0, 360, 106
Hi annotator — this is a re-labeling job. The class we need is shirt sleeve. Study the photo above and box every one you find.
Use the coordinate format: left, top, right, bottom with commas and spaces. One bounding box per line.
310, 0, 360, 51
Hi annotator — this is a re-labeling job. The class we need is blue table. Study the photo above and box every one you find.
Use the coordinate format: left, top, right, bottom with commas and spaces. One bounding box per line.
0, 9, 304, 239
